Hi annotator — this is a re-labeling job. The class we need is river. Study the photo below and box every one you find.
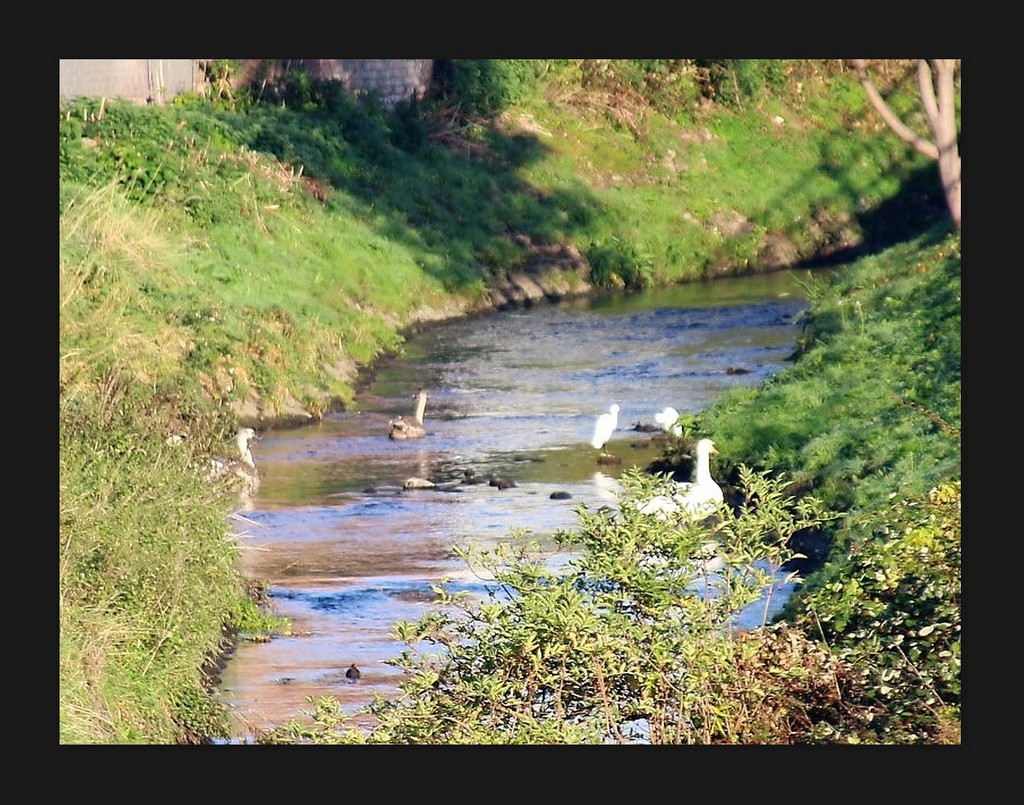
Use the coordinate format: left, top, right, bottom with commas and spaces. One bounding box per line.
215, 269, 814, 741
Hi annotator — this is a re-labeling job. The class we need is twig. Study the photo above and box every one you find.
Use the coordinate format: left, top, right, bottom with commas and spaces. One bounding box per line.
810, 607, 844, 704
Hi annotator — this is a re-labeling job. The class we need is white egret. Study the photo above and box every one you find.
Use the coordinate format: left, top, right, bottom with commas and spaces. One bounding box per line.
653, 406, 683, 437
590, 403, 620, 461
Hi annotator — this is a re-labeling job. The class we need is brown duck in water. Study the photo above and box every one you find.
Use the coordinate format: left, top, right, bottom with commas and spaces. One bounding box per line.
389, 389, 428, 440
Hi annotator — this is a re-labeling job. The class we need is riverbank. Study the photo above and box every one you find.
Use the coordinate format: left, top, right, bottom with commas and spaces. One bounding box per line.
230, 255, 600, 428
62, 61, 938, 428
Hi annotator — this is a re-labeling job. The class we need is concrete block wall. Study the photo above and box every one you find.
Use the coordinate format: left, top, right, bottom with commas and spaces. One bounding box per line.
59, 59, 202, 105
340, 59, 434, 108
59, 59, 434, 111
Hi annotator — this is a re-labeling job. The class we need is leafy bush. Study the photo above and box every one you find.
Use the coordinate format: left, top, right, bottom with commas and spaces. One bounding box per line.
430, 59, 542, 121
264, 466, 848, 744
785, 481, 961, 743
694, 59, 791, 108
585, 236, 654, 290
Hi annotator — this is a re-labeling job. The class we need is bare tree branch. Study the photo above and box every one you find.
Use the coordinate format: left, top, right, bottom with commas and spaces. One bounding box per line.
850, 59, 939, 160
918, 60, 942, 134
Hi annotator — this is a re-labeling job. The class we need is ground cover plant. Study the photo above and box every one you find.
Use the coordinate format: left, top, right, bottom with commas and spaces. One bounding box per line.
701, 228, 960, 516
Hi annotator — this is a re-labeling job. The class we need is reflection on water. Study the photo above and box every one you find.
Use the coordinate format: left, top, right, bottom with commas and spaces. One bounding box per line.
216, 270, 813, 740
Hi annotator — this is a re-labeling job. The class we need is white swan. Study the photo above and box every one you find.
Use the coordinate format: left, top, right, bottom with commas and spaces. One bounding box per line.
208, 427, 261, 500
234, 427, 259, 470
638, 438, 723, 520
389, 389, 428, 440
591, 403, 620, 461
653, 406, 683, 437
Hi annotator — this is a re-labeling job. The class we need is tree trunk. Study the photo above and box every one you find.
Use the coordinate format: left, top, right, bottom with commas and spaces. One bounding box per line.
850, 59, 960, 231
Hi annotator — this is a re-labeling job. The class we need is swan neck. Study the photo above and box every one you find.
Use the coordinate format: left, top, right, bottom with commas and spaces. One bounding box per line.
694, 446, 712, 485
237, 433, 256, 468
414, 392, 427, 425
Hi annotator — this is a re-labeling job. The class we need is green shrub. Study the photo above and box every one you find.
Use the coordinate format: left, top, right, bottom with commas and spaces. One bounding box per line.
786, 481, 960, 743
263, 465, 844, 744
585, 236, 654, 290
694, 59, 792, 108
430, 59, 542, 121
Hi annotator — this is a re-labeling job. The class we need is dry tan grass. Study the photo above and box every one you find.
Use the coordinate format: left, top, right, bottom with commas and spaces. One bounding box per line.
60, 183, 191, 401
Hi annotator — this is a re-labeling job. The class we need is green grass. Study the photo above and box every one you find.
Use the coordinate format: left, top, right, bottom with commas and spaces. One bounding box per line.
60, 395, 246, 743
59, 177, 288, 744
702, 229, 960, 513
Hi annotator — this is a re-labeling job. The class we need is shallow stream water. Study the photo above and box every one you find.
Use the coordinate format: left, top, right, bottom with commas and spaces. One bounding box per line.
215, 270, 814, 741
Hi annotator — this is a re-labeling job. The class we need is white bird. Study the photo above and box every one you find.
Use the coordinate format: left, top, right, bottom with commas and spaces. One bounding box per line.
592, 471, 624, 502
208, 427, 261, 501
653, 406, 683, 437
590, 403, 620, 461
389, 389, 428, 440
638, 438, 723, 520
234, 427, 259, 470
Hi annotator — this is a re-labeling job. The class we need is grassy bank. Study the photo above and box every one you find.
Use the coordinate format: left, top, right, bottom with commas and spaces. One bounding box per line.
59, 59, 959, 743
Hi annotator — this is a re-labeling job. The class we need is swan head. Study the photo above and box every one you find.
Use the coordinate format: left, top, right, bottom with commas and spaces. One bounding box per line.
235, 427, 259, 467
696, 438, 718, 455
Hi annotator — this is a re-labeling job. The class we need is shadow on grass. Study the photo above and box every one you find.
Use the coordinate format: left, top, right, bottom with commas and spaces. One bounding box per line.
221, 91, 600, 295
221, 75, 954, 291
797, 161, 952, 269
